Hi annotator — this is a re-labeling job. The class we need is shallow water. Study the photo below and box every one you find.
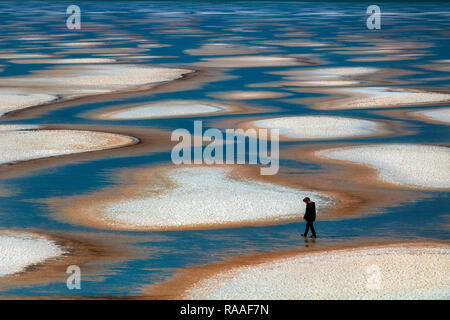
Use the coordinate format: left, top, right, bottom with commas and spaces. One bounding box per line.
0, 1, 449, 297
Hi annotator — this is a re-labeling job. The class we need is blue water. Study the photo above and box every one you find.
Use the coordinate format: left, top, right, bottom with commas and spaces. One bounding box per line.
0, 1, 449, 297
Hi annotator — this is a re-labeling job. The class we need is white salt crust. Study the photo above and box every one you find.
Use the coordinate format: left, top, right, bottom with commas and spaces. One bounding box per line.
259, 39, 329, 47
53, 42, 106, 47
327, 87, 450, 110
276, 67, 379, 80
0, 231, 64, 278
11, 58, 116, 64
97, 101, 227, 120
288, 80, 360, 87
0, 128, 136, 165
0, 91, 57, 117
23, 64, 190, 89
0, 53, 52, 59
185, 246, 450, 300
0, 64, 191, 115
316, 144, 450, 189
252, 116, 383, 140
412, 108, 450, 124
0, 124, 40, 132
194, 55, 302, 68
100, 167, 332, 228
212, 91, 290, 100
184, 43, 274, 56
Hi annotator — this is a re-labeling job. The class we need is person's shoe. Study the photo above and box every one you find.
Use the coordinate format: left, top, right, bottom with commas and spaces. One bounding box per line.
310, 235, 316, 239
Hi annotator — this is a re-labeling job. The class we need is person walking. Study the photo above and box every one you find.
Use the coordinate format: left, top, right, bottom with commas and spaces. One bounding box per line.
301, 197, 316, 238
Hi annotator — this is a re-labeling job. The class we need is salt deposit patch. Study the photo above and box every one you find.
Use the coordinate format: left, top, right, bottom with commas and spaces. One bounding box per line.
21, 64, 191, 89
0, 53, 52, 59
272, 67, 379, 80
97, 167, 332, 230
0, 124, 40, 132
0, 64, 192, 115
0, 90, 58, 117
314, 87, 450, 110
93, 100, 228, 120
286, 80, 360, 87
184, 43, 276, 56
411, 108, 450, 125
316, 144, 450, 189
11, 58, 116, 64
348, 55, 420, 62
193, 55, 309, 68
0, 129, 136, 165
258, 39, 330, 47
211, 91, 291, 100
251, 116, 385, 140
0, 231, 64, 278
185, 245, 450, 299
53, 41, 106, 47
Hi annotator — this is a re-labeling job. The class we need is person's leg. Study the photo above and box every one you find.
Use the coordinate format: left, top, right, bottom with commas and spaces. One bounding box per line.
303, 221, 310, 236
310, 222, 316, 238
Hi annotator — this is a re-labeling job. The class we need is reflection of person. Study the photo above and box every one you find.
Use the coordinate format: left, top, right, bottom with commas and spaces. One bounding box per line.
301, 197, 316, 238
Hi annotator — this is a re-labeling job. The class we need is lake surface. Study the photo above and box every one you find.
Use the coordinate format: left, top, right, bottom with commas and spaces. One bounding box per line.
0, 1, 448, 297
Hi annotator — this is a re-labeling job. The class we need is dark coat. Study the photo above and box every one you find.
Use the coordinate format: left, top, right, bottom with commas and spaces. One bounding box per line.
304, 202, 316, 222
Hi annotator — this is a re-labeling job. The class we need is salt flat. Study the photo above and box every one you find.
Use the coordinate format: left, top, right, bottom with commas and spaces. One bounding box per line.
0, 124, 40, 132
251, 116, 385, 140
11, 58, 116, 64
0, 64, 192, 116
211, 90, 291, 100
0, 126, 136, 165
64, 166, 332, 230
0, 90, 57, 117
310, 87, 450, 110
273, 67, 379, 80
193, 55, 312, 68
316, 144, 450, 189
0, 230, 64, 278
92, 100, 228, 120
184, 245, 450, 299
411, 107, 450, 125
